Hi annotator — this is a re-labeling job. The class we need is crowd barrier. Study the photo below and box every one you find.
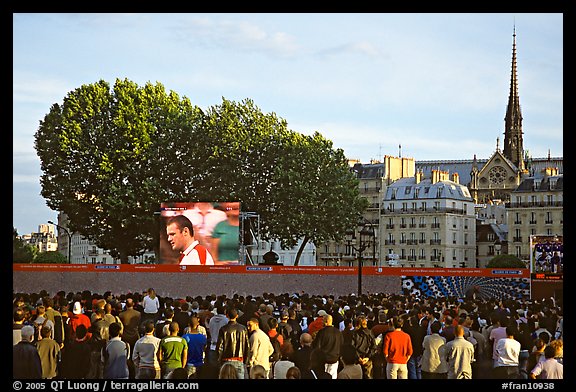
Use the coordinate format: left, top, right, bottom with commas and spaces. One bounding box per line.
14, 264, 534, 300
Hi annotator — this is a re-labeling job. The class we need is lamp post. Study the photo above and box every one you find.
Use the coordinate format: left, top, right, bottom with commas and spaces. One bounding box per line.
347, 219, 375, 297
494, 238, 502, 256
48, 220, 72, 263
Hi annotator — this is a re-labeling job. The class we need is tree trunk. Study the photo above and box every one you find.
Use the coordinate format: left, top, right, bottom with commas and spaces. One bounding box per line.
293, 235, 310, 266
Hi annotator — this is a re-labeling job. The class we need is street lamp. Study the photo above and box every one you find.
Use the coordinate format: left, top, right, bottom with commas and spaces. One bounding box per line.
494, 238, 502, 256
48, 220, 72, 263
347, 219, 375, 297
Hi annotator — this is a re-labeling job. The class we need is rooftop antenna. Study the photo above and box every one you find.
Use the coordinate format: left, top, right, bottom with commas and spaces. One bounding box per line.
398, 144, 402, 158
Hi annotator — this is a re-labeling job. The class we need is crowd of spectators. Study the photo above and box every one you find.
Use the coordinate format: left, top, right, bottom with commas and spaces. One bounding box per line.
13, 289, 563, 380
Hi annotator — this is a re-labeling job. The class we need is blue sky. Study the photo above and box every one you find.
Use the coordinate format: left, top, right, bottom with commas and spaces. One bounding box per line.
13, 13, 563, 235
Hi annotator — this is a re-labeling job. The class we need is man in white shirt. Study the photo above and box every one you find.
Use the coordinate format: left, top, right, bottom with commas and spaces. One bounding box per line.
166, 215, 215, 265
493, 326, 521, 379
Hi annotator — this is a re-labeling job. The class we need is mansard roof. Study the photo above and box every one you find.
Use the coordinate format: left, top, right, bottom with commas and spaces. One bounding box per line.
384, 177, 473, 202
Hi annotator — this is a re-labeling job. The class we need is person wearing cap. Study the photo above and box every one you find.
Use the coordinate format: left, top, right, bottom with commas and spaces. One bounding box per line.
13, 325, 42, 379
277, 310, 293, 343
68, 301, 92, 342
307, 309, 328, 337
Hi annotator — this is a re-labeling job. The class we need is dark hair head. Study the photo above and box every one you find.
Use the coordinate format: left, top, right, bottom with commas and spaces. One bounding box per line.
226, 307, 238, 319
144, 320, 155, 333
75, 324, 87, 339
431, 320, 442, 334
166, 215, 194, 236
109, 322, 122, 338
544, 345, 557, 359
340, 344, 359, 365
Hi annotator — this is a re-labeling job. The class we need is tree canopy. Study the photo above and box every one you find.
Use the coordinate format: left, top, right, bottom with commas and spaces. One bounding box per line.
35, 78, 367, 264
486, 254, 527, 268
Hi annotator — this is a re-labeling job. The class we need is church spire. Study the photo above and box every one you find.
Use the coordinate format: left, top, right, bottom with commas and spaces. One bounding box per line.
503, 25, 525, 171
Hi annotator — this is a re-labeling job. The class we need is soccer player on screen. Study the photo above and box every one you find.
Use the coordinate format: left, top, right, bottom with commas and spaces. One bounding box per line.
166, 215, 215, 265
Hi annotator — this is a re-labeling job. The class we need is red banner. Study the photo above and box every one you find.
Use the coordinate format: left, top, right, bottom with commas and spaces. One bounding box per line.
12, 264, 530, 277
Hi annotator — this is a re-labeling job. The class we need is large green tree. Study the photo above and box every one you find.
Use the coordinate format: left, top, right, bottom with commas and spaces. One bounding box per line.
486, 254, 527, 268
13, 228, 37, 263
268, 132, 368, 265
35, 79, 367, 264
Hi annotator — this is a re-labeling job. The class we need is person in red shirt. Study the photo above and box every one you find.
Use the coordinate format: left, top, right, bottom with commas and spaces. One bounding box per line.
67, 301, 91, 342
383, 315, 413, 379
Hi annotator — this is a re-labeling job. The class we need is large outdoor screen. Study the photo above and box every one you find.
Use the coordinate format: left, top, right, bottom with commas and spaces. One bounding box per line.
159, 201, 242, 265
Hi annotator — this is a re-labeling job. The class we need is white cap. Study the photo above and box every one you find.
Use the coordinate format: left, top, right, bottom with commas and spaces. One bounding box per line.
317, 310, 328, 317
73, 301, 82, 315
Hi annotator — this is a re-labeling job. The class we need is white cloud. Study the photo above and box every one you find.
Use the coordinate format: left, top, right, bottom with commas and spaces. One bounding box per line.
179, 16, 301, 58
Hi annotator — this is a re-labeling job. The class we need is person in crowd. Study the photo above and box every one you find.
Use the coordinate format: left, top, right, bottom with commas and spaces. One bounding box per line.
141, 288, 160, 324
246, 317, 274, 378
421, 320, 448, 379
173, 301, 191, 335
351, 313, 377, 379
207, 303, 228, 367
307, 309, 327, 337
13, 325, 42, 379
90, 299, 107, 324
285, 366, 301, 379
311, 313, 342, 379
13, 306, 27, 346
33, 305, 54, 341
166, 215, 215, 265
273, 341, 295, 379
547, 338, 563, 364
36, 325, 61, 379
292, 332, 313, 374
216, 307, 250, 379
210, 201, 241, 265
86, 307, 110, 378
102, 322, 130, 379
383, 315, 413, 379
493, 326, 521, 379
529, 345, 563, 379
445, 324, 475, 379
371, 310, 392, 379
249, 364, 268, 379
403, 314, 426, 379
155, 307, 175, 340
338, 343, 363, 379
166, 367, 189, 379
300, 348, 332, 379
489, 313, 509, 368
258, 303, 274, 334
218, 362, 239, 379
132, 320, 161, 379
158, 321, 188, 379
118, 297, 140, 378
182, 315, 208, 379
60, 324, 92, 379
104, 302, 123, 335
68, 301, 92, 342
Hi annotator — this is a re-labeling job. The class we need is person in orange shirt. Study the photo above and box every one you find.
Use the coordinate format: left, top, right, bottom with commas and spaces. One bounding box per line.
383, 315, 413, 379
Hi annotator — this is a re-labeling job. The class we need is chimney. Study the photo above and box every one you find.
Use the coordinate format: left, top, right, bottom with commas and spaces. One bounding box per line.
415, 170, 423, 184
543, 167, 558, 177
431, 169, 439, 184
451, 172, 460, 184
